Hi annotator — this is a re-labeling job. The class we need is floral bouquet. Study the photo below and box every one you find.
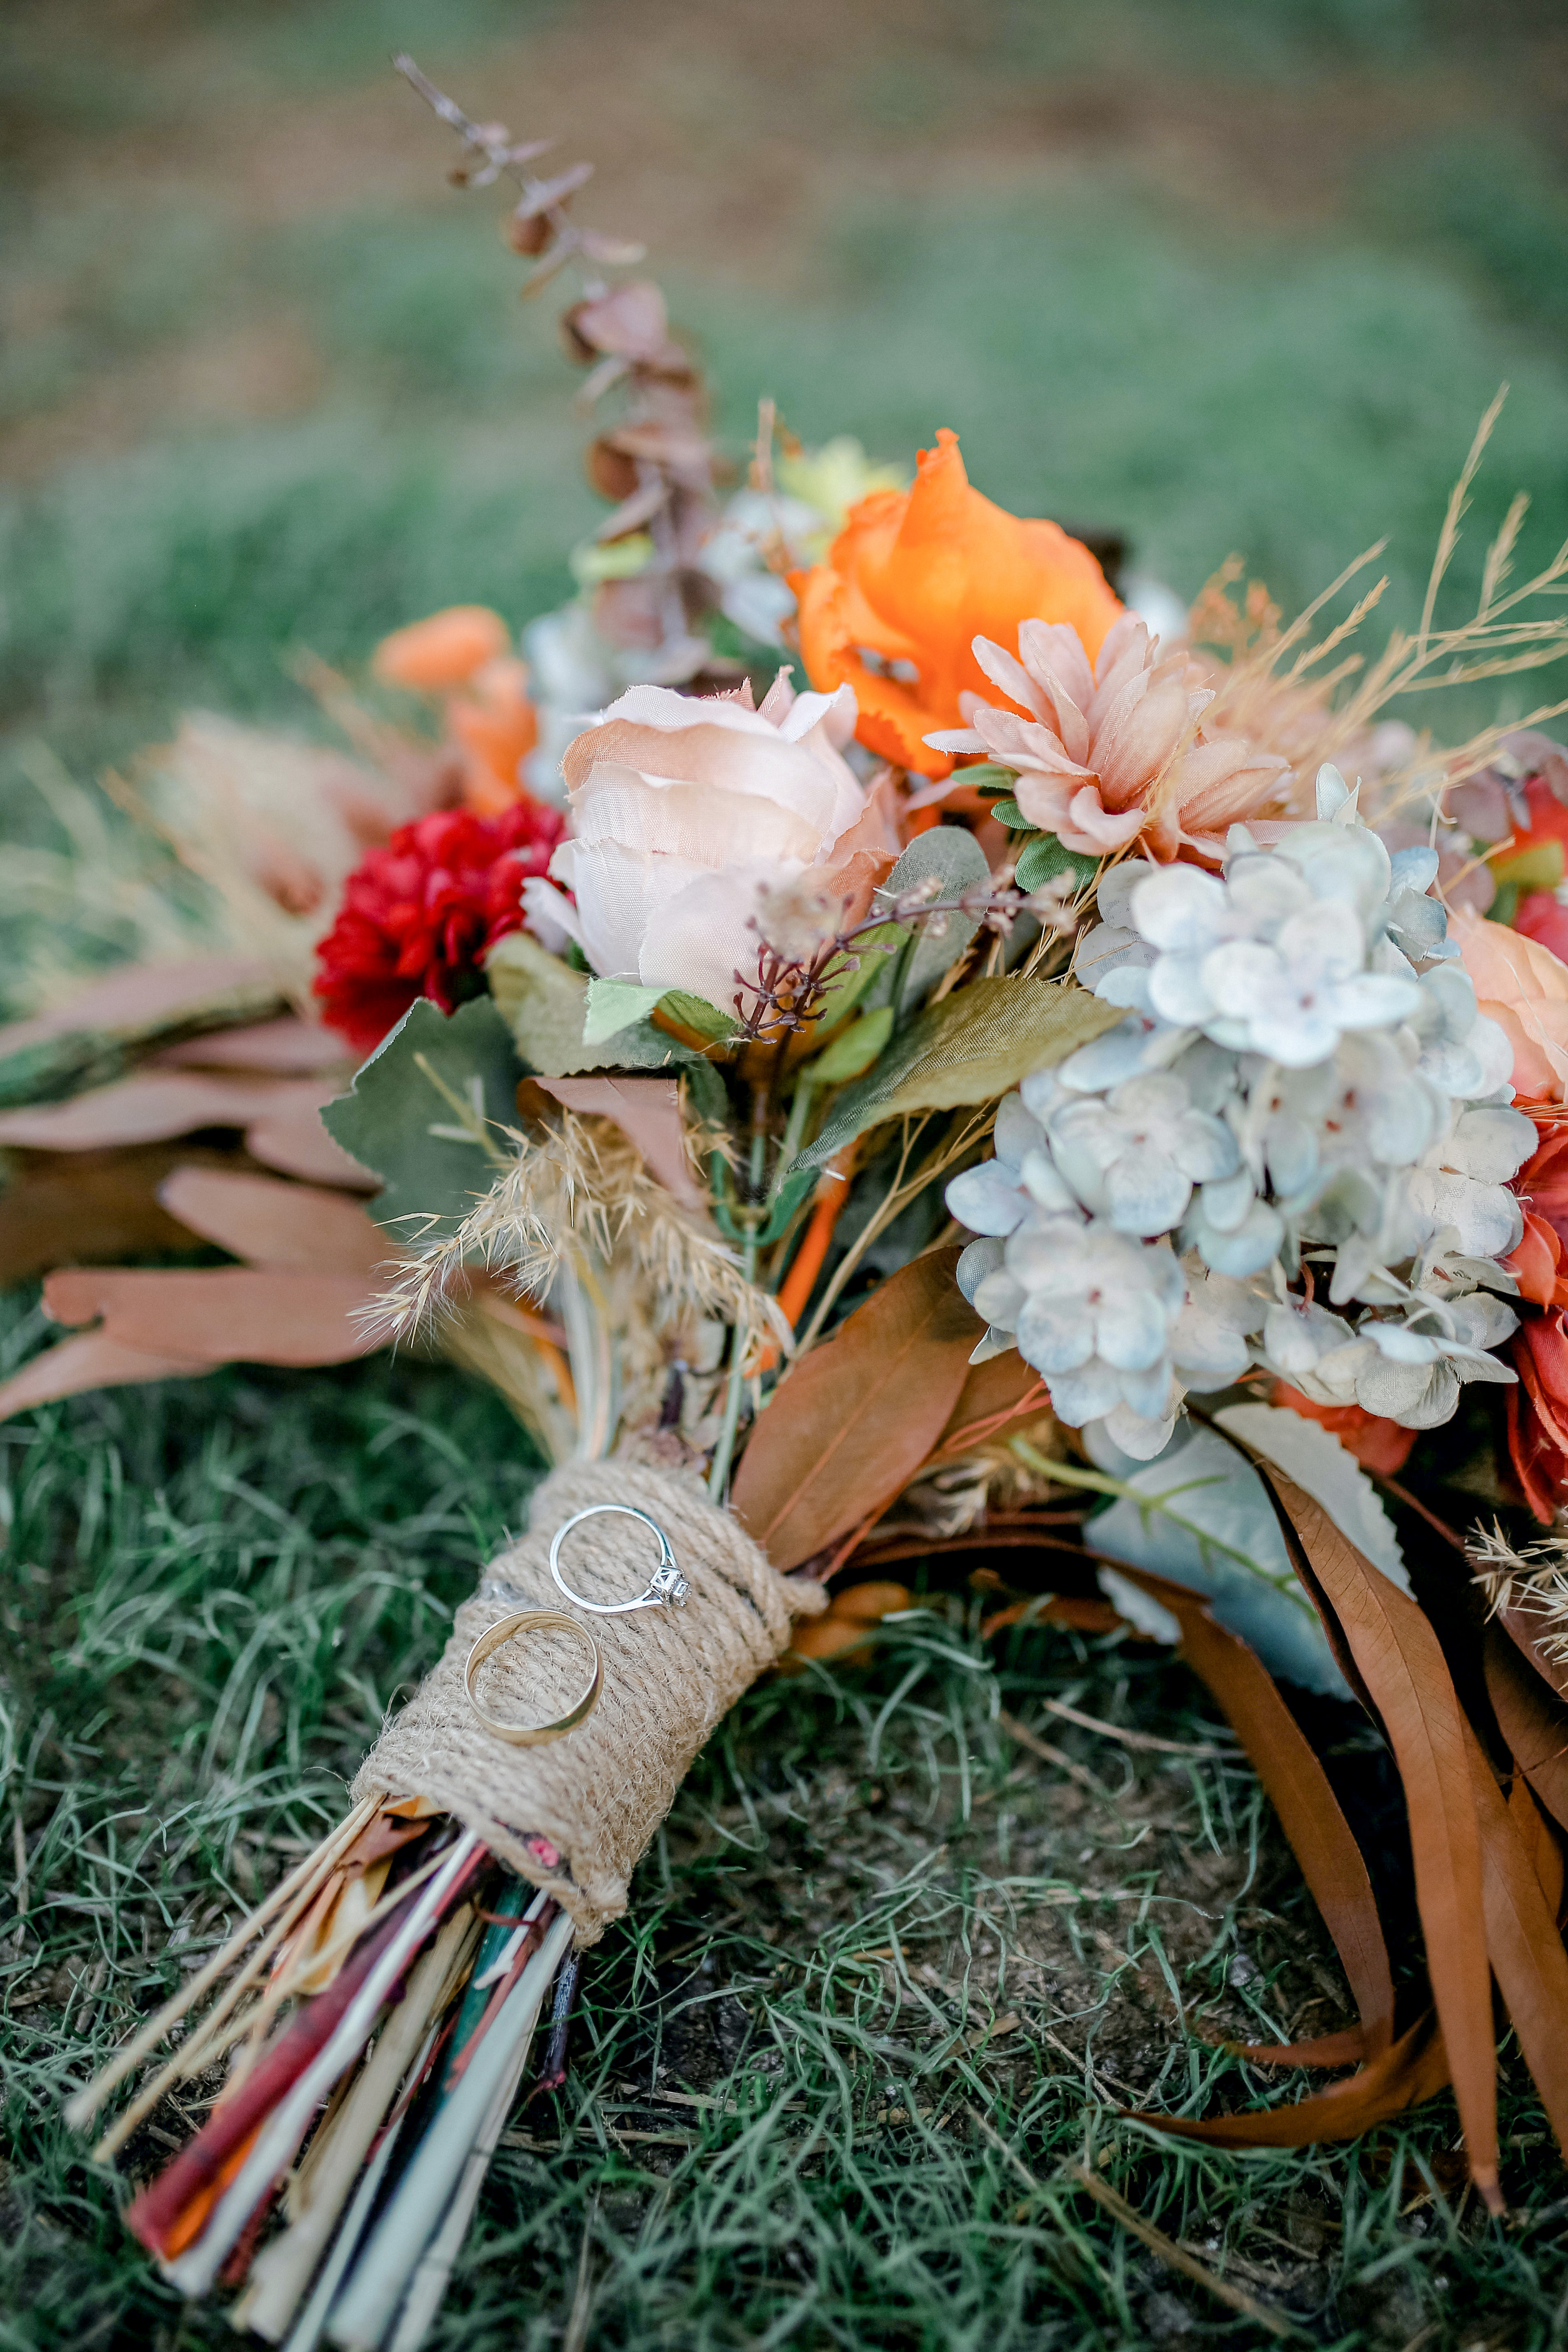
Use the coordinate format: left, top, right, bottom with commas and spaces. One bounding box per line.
6, 53, 1568, 2347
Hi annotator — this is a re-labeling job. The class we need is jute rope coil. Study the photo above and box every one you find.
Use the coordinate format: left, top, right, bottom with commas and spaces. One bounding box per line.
352, 1462, 827, 1942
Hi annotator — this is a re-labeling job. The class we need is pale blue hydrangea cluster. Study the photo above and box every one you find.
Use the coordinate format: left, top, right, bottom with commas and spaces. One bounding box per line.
948, 768, 1536, 1460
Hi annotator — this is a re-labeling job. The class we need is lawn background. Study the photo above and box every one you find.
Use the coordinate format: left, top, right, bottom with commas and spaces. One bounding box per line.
2, 2, 1568, 2345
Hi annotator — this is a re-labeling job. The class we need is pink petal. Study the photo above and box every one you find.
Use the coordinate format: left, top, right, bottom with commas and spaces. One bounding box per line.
1092, 671, 1192, 808
1017, 621, 1096, 715
1087, 614, 1152, 725
1060, 788, 1149, 853
972, 708, 1090, 780
971, 635, 1049, 722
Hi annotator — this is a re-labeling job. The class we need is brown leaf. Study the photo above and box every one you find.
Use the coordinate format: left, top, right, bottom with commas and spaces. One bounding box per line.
0, 1145, 226, 1285
781, 1581, 913, 1671
1509, 1773, 1566, 1917
931, 1350, 1047, 1459
1126, 2011, 1450, 2153
157, 1167, 389, 1274
241, 1096, 377, 1189
1109, 1562, 1395, 2056
0, 1072, 318, 1151
1485, 1625, 1568, 1836
0, 958, 276, 1062
1254, 1466, 1499, 2201
731, 1247, 981, 1571
1494, 1600, 1568, 1709
156, 1019, 350, 1074
535, 1075, 707, 1210
1463, 1713, 1568, 2160
0, 1330, 212, 1421
42, 1267, 382, 1367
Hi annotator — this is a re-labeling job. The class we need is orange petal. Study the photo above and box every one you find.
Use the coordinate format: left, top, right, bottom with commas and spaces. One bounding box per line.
1508, 1212, 1566, 1309
373, 606, 512, 693
449, 658, 538, 812
795, 431, 1122, 775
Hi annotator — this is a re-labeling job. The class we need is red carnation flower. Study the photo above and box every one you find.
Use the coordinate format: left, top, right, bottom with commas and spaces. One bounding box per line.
314, 799, 564, 1051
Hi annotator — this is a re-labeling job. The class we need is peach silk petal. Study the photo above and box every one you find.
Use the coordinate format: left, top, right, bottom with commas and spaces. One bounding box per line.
1453, 911, 1568, 1102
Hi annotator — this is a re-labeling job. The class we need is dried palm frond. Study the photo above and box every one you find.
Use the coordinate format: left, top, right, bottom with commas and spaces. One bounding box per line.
1468, 1515, 1568, 1666
368, 1109, 791, 1372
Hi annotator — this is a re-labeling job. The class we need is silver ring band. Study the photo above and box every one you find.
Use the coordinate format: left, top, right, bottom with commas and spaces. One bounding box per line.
548, 1503, 689, 1615
464, 1609, 603, 1746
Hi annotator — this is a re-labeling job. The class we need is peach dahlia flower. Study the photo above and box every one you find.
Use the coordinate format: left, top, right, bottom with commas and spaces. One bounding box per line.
925, 612, 1290, 860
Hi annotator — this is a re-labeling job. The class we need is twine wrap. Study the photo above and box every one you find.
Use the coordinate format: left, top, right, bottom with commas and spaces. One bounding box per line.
352, 1463, 827, 1942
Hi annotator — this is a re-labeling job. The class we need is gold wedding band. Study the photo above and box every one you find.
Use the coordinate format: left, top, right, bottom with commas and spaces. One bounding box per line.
463, 1609, 603, 1747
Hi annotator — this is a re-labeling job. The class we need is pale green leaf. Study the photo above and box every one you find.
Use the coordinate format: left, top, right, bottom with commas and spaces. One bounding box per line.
797, 973, 1123, 1169
859, 828, 991, 1016
584, 977, 733, 1047
321, 996, 522, 1239
802, 1005, 893, 1085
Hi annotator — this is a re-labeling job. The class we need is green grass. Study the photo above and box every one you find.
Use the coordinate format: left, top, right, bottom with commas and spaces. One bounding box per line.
1, 1289, 1565, 2349
4, 0, 1568, 2341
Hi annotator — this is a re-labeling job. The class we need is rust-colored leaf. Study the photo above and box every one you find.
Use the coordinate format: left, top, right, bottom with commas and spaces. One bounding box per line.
1494, 1599, 1568, 1710
781, 1581, 913, 1672
158, 1167, 388, 1274
0, 1330, 211, 1421
1508, 1773, 1566, 1918
1127, 2011, 1450, 2153
535, 1074, 706, 1209
1463, 1713, 1568, 2160
156, 1018, 349, 1074
42, 1267, 382, 1368
0, 1145, 226, 1285
1110, 1562, 1394, 2057
0, 957, 276, 1062
1485, 1626, 1568, 1837
731, 1247, 980, 1571
931, 1350, 1048, 1459
1254, 1466, 1499, 2201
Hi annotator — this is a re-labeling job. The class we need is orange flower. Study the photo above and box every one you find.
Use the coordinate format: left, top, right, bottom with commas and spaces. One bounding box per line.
373, 605, 511, 691
1269, 1382, 1417, 1478
372, 606, 537, 815
791, 428, 1123, 777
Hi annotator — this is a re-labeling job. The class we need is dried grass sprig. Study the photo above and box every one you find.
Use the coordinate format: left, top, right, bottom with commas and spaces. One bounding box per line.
1194, 392, 1568, 820
365, 1110, 791, 1370
1468, 1517, 1568, 1667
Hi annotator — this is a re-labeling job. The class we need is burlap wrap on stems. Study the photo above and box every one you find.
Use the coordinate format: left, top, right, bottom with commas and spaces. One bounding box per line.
352, 1463, 828, 1942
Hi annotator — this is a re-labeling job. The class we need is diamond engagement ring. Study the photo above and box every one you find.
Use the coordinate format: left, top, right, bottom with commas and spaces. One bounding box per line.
548, 1503, 689, 1615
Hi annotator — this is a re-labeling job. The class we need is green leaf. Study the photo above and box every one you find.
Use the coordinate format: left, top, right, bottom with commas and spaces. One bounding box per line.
796, 973, 1124, 1170
584, 977, 732, 1047
487, 933, 714, 1080
321, 996, 523, 1239
951, 763, 1019, 797
989, 798, 1035, 830
756, 1163, 815, 1244
802, 1005, 893, 1085
859, 828, 991, 1016
1014, 833, 1101, 893
1067, 1424, 1351, 1697
486, 931, 592, 1074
